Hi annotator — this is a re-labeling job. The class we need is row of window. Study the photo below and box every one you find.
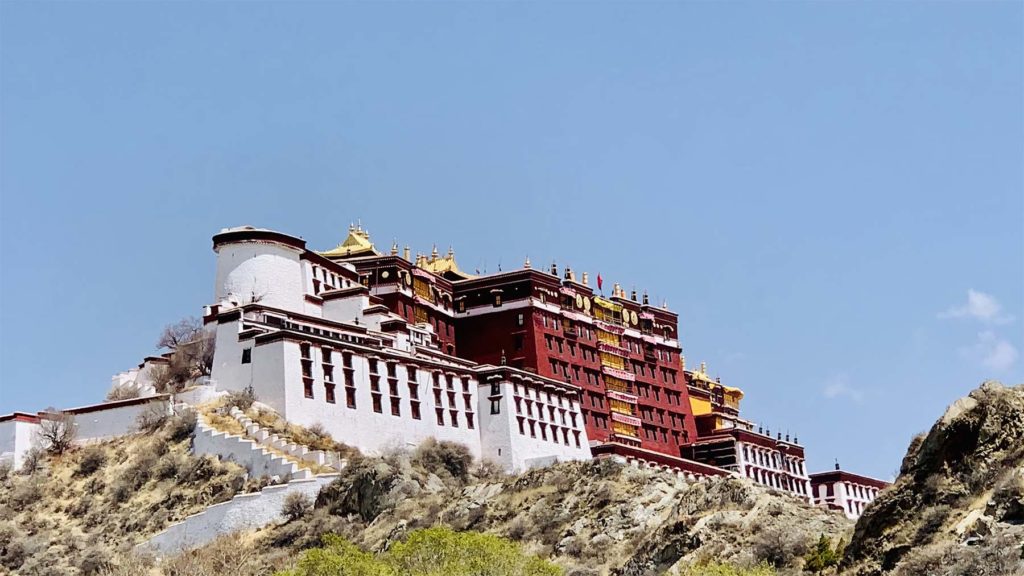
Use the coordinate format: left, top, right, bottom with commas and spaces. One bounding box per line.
512, 395, 578, 428
515, 417, 582, 448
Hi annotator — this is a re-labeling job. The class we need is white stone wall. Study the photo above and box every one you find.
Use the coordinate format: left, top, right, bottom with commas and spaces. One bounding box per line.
140, 473, 338, 554
479, 379, 592, 473
281, 344, 483, 458
69, 398, 170, 444
0, 419, 40, 470
214, 241, 306, 314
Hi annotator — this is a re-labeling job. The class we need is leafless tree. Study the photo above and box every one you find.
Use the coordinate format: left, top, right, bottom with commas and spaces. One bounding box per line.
156, 316, 203, 350
38, 410, 76, 455
152, 316, 216, 392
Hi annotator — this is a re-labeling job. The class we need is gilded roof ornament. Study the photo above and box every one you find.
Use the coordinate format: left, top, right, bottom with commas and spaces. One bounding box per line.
524, 256, 531, 269
582, 272, 589, 285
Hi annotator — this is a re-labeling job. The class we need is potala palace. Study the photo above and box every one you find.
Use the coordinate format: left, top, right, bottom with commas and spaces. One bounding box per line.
1, 224, 888, 540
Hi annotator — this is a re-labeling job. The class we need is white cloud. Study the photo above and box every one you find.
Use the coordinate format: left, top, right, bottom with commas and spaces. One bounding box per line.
961, 331, 1019, 372
940, 289, 1013, 324
822, 374, 864, 403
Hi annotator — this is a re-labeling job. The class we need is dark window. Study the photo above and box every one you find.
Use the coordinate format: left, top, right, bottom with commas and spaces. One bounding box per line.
391, 397, 401, 416
490, 399, 501, 414
241, 348, 251, 364
466, 413, 474, 429
372, 394, 382, 413
346, 387, 356, 409
436, 408, 445, 425
303, 379, 314, 399
411, 402, 421, 420
325, 384, 336, 404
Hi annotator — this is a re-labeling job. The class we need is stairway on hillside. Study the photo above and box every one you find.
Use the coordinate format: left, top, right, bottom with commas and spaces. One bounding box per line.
139, 472, 339, 554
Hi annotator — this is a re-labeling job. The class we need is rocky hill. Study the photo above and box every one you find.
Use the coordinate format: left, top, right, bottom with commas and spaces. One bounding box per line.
841, 381, 1024, 576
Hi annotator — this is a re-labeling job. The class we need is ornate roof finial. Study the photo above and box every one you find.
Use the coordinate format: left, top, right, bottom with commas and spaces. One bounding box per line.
642, 290, 649, 306
564, 266, 572, 281
447, 245, 454, 259
403, 245, 411, 262
431, 244, 439, 261
550, 261, 558, 275
631, 287, 637, 301
391, 240, 399, 256
524, 256, 531, 269
680, 354, 686, 371
700, 361, 707, 374
582, 271, 589, 286
349, 222, 355, 232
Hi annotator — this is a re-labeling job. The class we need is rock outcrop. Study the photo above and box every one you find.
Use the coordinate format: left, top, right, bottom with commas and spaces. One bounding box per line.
841, 381, 1024, 576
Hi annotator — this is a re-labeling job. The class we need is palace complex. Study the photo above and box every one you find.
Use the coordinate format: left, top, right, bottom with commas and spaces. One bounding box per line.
1, 223, 888, 518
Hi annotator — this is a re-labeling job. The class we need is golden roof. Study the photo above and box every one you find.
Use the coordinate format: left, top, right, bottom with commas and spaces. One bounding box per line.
320, 225, 380, 259
420, 249, 475, 281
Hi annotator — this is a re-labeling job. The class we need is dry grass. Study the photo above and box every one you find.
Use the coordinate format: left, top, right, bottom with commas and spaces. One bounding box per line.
247, 407, 360, 461
0, 417, 246, 575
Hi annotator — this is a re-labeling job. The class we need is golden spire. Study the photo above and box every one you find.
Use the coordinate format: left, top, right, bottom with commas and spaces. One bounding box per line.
524, 256, 531, 269
431, 245, 439, 261
582, 272, 589, 285
700, 361, 707, 374
403, 245, 411, 262
391, 240, 398, 256
447, 245, 454, 259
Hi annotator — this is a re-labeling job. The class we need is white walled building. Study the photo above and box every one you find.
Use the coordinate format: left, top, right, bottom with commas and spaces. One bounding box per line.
810, 467, 889, 519
206, 226, 592, 472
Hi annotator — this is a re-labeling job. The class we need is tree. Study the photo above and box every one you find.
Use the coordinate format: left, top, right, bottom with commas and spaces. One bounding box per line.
803, 534, 842, 573
157, 316, 204, 350
153, 316, 216, 392
38, 410, 76, 455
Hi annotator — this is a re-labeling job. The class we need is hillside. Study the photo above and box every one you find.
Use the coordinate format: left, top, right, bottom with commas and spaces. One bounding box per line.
0, 409, 260, 576
841, 381, 1024, 576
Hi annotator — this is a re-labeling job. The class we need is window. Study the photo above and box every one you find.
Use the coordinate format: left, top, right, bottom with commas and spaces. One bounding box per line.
322, 348, 332, 365
466, 413, 474, 429
391, 397, 401, 417
450, 410, 459, 427
241, 348, 251, 364
411, 402, 421, 420
490, 399, 501, 414
517, 313, 524, 326
304, 379, 314, 399
436, 408, 445, 425
514, 334, 524, 351
346, 387, 356, 409
372, 394, 382, 413
490, 382, 500, 396
325, 384, 336, 404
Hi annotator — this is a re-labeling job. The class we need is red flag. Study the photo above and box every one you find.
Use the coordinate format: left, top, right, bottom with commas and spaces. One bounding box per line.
597, 274, 603, 291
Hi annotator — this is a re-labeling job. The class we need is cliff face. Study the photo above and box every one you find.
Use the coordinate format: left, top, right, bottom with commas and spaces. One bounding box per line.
841, 381, 1024, 576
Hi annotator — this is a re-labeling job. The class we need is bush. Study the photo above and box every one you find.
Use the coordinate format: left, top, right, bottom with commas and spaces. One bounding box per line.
136, 403, 169, 433
105, 385, 140, 402
0, 459, 12, 480
282, 492, 313, 522
75, 447, 107, 478
679, 563, 777, 576
412, 438, 472, 483
166, 408, 197, 443
224, 386, 256, 411
752, 525, 809, 568
18, 448, 44, 475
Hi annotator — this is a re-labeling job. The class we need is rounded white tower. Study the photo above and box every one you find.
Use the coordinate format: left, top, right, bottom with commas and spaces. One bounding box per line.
211, 226, 308, 313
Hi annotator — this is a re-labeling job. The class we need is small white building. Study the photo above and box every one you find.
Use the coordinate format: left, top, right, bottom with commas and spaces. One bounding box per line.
205, 226, 592, 472
810, 467, 889, 519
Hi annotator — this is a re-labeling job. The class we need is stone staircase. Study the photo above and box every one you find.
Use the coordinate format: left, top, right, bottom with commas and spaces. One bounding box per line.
138, 405, 350, 554
194, 412, 314, 481
138, 472, 339, 554
226, 406, 345, 472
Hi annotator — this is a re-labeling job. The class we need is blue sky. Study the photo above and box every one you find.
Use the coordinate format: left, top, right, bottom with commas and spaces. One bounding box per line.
1, 2, 1020, 479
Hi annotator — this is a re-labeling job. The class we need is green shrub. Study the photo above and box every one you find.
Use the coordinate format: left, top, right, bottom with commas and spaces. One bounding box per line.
803, 534, 842, 573
276, 527, 561, 576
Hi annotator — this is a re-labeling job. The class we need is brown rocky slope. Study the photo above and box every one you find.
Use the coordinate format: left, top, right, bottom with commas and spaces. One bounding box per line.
841, 381, 1024, 576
